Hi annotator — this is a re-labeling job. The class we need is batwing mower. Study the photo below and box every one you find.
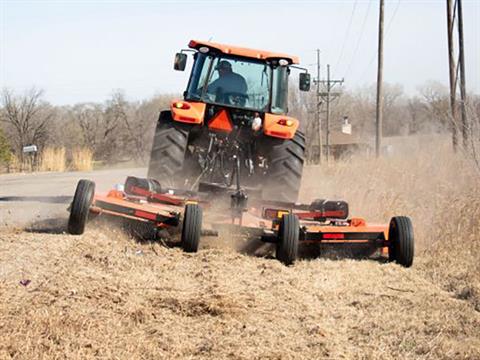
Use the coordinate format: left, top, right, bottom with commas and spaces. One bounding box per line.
67, 41, 413, 267
67, 176, 414, 267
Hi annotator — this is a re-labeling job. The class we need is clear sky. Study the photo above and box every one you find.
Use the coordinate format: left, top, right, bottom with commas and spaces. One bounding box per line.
1, 0, 479, 105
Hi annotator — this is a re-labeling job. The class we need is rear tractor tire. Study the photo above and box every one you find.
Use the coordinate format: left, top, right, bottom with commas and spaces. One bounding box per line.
68, 179, 95, 235
276, 214, 300, 265
147, 111, 189, 188
388, 216, 414, 267
261, 131, 305, 203
181, 203, 203, 253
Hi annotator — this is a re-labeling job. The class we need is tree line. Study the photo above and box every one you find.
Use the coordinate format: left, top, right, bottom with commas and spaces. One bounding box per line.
0, 82, 478, 172
0, 88, 171, 171
289, 81, 479, 164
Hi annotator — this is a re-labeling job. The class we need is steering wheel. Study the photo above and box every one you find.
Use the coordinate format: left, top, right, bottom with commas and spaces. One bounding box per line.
223, 92, 248, 106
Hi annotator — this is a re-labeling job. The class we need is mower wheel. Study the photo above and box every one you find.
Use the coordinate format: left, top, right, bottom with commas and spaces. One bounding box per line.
68, 179, 95, 235
181, 203, 202, 253
388, 216, 414, 267
276, 214, 300, 265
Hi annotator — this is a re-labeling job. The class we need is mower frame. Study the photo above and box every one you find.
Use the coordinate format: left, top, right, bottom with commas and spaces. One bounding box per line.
67, 177, 414, 267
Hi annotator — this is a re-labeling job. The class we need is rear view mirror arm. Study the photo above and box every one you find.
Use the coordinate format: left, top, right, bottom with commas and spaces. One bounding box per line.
290, 65, 309, 74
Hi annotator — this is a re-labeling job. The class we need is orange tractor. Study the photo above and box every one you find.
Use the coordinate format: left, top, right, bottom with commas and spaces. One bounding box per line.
66, 41, 415, 267
147, 40, 311, 203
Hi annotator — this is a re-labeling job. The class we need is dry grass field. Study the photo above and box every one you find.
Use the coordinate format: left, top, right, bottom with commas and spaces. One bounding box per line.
6, 147, 94, 174
302, 137, 480, 312
0, 139, 479, 359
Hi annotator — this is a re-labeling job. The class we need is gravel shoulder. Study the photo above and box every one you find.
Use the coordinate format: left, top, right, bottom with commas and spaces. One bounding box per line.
0, 168, 144, 229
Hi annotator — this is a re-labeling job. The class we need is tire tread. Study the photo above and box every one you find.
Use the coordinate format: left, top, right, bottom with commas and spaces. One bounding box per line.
68, 179, 95, 235
181, 204, 202, 253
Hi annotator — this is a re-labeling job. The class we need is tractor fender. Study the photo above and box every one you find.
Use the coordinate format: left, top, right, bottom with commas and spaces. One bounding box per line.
170, 100, 206, 125
263, 113, 299, 140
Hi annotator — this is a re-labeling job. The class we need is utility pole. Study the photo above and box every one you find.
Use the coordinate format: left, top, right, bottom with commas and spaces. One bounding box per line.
446, 0, 468, 151
316, 49, 323, 164
457, 0, 468, 148
446, 0, 458, 151
326, 65, 331, 161
375, 0, 385, 158
318, 64, 344, 163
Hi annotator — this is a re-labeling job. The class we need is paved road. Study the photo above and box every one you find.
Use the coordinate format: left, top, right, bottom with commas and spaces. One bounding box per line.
0, 168, 145, 229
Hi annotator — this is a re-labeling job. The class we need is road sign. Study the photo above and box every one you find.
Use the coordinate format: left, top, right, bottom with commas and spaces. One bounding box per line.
342, 123, 352, 135
22, 145, 38, 153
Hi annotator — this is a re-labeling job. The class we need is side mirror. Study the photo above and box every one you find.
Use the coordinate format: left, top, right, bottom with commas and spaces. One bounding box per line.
299, 73, 311, 92
174, 53, 187, 71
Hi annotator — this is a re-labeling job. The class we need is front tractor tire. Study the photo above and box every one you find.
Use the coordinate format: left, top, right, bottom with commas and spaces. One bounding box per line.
147, 111, 189, 187
261, 131, 305, 203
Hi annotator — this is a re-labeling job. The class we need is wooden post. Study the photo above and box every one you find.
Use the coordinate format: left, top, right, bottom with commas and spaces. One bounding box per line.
316, 49, 323, 164
446, 0, 458, 151
326, 64, 331, 163
375, 0, 384, 158
457, 0, 468, 148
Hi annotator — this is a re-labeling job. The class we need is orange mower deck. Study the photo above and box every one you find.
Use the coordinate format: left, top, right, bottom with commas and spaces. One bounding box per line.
91, 190, 184, 228
67, 177, 414, 267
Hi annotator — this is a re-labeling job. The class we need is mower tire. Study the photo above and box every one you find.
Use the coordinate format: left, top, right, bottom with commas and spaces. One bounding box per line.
68, 179, 95, 235
388, 216, 414, 267
276, 214, 300, 265
181, 203, 202, 253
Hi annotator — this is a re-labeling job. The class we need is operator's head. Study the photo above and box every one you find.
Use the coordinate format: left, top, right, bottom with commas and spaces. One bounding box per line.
216, 60, 232, 76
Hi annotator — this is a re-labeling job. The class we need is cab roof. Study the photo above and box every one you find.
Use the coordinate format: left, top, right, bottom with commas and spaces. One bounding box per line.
188, 40, 300, 65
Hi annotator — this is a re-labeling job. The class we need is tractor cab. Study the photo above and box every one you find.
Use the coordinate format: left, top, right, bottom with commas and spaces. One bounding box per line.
148, 40, 308, 203
174, 40, 310, 116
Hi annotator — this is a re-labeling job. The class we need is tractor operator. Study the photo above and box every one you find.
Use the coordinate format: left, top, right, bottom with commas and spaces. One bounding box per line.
207, 60, 248, 99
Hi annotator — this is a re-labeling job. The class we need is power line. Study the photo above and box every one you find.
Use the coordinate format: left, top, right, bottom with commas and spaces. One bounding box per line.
335, 0, 358, 72
386, 0, 402, 34
343, 0, 373, 79
355, 0, 402, 84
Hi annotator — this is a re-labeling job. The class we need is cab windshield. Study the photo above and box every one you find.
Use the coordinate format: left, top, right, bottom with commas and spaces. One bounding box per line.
186, 53, 288, 114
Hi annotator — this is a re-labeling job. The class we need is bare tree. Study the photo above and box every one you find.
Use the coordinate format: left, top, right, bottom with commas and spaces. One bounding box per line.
465, 95, 480, 175
418, 81, 450, 132
67, 92, 173, 164
0, 126, 11, 167
71, 103, 104, 152
127, 95, 171, 162
0, 88, 54, 162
